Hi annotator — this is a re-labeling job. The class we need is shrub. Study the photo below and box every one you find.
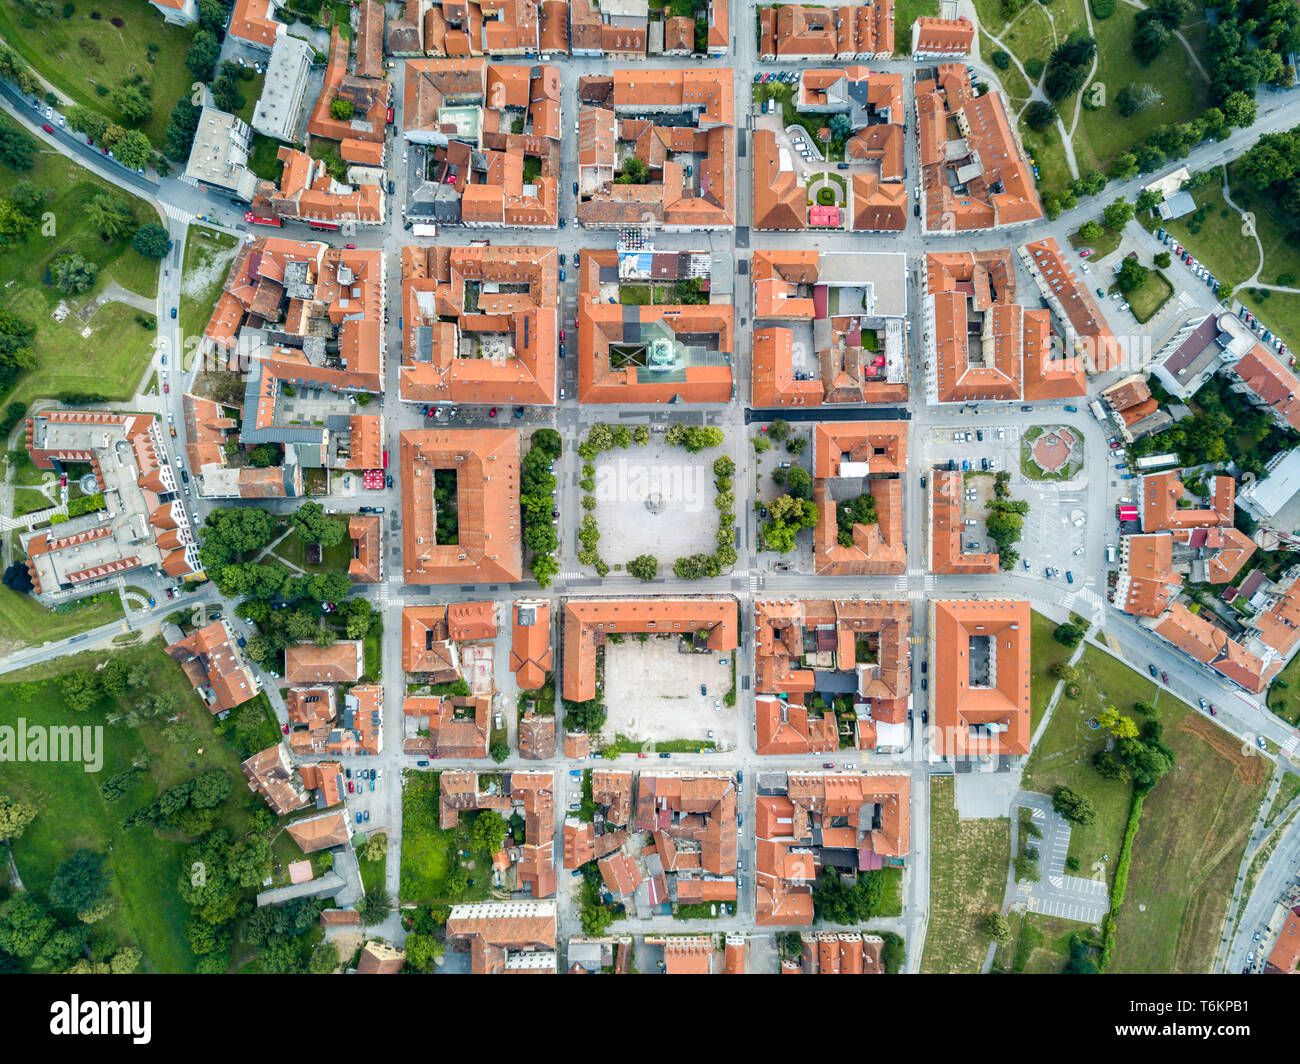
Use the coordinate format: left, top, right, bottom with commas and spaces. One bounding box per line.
1025, 57, 1045, 79
992, 50, 1011, 70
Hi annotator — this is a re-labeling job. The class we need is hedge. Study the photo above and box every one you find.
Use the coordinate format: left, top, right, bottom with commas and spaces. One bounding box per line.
1099, 791, 1144, 970
1089, 0, 1115, 16
67, 492, 106, 518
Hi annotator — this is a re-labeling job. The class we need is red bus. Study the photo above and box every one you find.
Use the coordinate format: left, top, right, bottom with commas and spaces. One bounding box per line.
386, 106, 394, 123
243, 211, 282, 227
309, 220, 341, 232
382, 449, 389, 469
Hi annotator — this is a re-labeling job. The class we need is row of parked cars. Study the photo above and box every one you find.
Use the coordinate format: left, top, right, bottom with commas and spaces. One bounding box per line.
753, 71, 799, 83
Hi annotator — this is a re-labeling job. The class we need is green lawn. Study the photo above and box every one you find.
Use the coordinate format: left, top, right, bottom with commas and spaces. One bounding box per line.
1073, 5, 1211, 176
398, 772, 494, 905
1028, 609, 1067, 734
0, 148, 162, 406
272, 530, 354, 573
357, 835, 386, 894
179, 225, 240, 353
235, 72, 266, 126
1166, 168, 1300, 353
249, 132, 288, 182
2, 640, 261, 973
920, 776, 1010, 973
0, 0, 196, 148
11, 486, 53, 517
892, 0, 938, 54
1109, 702, 1271, 972
1115, 270, 1174, 324
1069, 223, 1121, 261
992, 911, 1080, 974
0, 585, 123, 655
1023, 646, 1161, 885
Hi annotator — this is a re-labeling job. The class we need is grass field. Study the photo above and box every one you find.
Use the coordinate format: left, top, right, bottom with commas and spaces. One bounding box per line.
1109, 704, 1271, 973
892, 0, 938, 53
1114, 270, 1174, 324
234, 73, 266, 126
178, 225, 240, 357
1073, 5, 1211, 176
1166, 169, 1300, 353
272, 529, 354, 573
0, 147, 161, 407
0, 0, 196, 148
0, 585, 123, 655
1022, 646, 1161, 884
2, 640, 261, 973
920, 776, 1010, 973
1028, 609, 1067, 734
399, 772, 494, 905
992, 911, 1080, 973
1265, 772, 1300, 828
357, 834, 386, 894
1069, 223, 1121, 261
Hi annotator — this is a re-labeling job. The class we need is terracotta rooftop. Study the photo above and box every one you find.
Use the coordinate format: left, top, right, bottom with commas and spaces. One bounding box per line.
929, 600, 1031, 757
812, 421, 908, 575
286, 810, 351, 853
1152, 602, 1281, 693
400, 429, 522, 585
931, 470, 1000, 574
1140, 472, 1235, 532
562, 598, 738, 702
283, 640, 364, 684
1112, 534, 1183, 618
510, 599, 552, 690
1228, 343, 1300, 431
1022, 236, 1123, 372
348, 515, 382, 583
165, 620, 259, 714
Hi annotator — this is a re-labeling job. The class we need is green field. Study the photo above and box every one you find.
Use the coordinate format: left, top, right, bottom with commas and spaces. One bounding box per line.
398, 771, 496, 905
1022, 646, 1161, 884
1073, 6, 1211, 176
0, 148, 161, 407
2, 640, 262, 973
920, 776, 1010, 973
0, 584, 123, 655
272, 529, 355, 573
1109, 703, 1271, 972
992, 911, 1080, 974
0, 0, 196, 147
178, 225, 240, 357
1166, 169, 1300, 353
1114, 270, 1174, 324
892, 0, 938, 53
1028, 609, 1068, 733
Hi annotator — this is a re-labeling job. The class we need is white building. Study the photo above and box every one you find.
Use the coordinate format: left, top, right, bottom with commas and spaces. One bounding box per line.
251, 33, 313, 143
185, 107, 258, 201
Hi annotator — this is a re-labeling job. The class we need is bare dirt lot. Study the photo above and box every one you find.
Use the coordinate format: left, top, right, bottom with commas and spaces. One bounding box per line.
602, 636, 734, 747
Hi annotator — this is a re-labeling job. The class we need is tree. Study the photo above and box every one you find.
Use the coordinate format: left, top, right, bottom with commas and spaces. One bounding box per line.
992, 49, 1011, 69
50, 253, 98, 294
1077, 220, 1103, 242
60, 671, 101, 712
308, 941, 340, 974
405, 932, 444, 971
1044, 33, 1097, 100
66, 105, 110, 142
1154, 251, 1171, 269
132, 223, 171, 260
489, 741, 509, 763
470, 810, 508, 853
1109, 152, 1138, 180
1053, 622, 1085, 649
111, 84, 153, 124
627, 554, 658, 581
291, 501, 347, 547
2, 561, 33, 593
186, 30, 221, 82
1101, 198, 1135, 230
0, 119, 36, 171
618, 155, 650, 184
1049, 661, 1080, 684
48, 849, 110, 916
1052, 786, 1097, 825
1133, 16, 1171, 63
0, 794, 36, 843
330, 97, 355, 121
0, 894, 54, 957
86, 194, 134, 240
982, 911, 1012, 945
1222, 90, 1257, 128
113, 129, 151, 171
1116, 256, 1150, 295
1024, 99, 1057, 132
787, 465, 812, 500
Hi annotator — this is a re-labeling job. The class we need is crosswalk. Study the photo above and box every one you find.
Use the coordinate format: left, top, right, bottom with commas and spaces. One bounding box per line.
559, 570, 584, 582
1283, 734, 1298, 758
161, 202, 192, 224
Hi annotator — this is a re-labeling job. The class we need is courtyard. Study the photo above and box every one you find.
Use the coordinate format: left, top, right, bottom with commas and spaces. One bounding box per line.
601, 636, 735, 749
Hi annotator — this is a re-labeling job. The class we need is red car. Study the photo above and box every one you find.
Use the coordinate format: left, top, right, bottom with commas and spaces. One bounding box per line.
559, 330, 565, 342
41, 123, 53, 134
347, 780, 354, 794
488, 407, 497, 417
163, 383, 170, 393
59, 473, 67, 486
345, 243, 356, 249
281, 723, 289, 735
1079, 249, 1093, 259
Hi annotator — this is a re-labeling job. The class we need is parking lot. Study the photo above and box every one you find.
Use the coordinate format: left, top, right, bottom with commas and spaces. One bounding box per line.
602, 637, 734, 749
920, 423, 1093, 584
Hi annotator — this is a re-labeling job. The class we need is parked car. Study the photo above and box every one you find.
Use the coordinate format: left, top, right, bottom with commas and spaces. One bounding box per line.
355, 812, 362, 824
417, 759, 430, 767
659, 752, 671, 758
1160, 670, 1169, 684
363, 810, 370, 822
700, 685, 707, 696
921, 661, 927, 674
920, 677, 927, 690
